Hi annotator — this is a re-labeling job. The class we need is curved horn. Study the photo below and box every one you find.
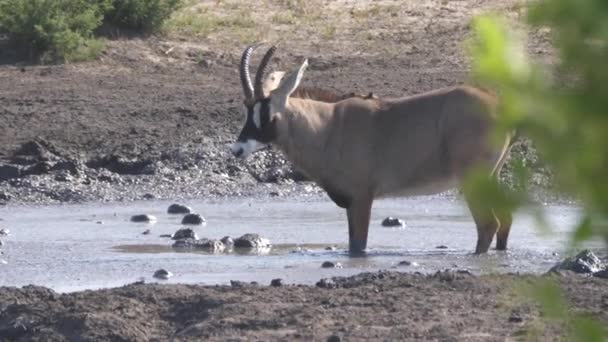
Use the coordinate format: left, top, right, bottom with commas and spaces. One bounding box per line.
254, 45, 278, 99
240, 43, 261, 101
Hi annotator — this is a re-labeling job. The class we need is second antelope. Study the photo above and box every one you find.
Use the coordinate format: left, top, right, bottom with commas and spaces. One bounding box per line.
230, 44, 516, 255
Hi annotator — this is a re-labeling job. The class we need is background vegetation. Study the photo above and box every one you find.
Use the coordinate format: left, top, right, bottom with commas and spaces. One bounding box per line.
469, 0, 608, 340
0, 0, 183, 62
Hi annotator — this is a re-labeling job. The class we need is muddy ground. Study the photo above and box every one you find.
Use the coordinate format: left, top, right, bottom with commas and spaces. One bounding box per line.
0, 271, 607, 341
0, 0, 554, 205
1, 0, 601, 341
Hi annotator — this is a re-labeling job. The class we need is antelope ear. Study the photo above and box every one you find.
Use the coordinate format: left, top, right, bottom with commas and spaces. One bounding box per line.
271, 59, 308, 105
262, 71, 286, 97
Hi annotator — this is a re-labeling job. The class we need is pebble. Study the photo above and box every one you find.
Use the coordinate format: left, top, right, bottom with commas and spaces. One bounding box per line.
316, 278, 337, 289
181, 213, 205, 225
153, 269, 172, 280
270, 278, 283, 287
398, 260, 419, 267
172, 228, 198, 240
130, 214, 156, 223
327, 335, 341, 342
322, 261, 342, 269
167, 203, 191, 214
381, 217, 406, 227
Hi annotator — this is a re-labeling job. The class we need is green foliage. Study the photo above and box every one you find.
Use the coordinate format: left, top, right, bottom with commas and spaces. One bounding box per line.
469, 0, 608, 340
0, 0, 111, 62
104, 0, 184, 32
470, 0, 608, 248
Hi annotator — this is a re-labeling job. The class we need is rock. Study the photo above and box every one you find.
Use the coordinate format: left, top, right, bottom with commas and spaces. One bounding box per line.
0, 163, 21, 182
230, 280, 247, 288
0, 228, 9, 236
381, 217, 406, 227
398, 260, 418, 266
316, 278, 336, 289
153, 269, 172, 280
508, 311, 524, 323
325, 246, 337, 251
549, 249, 605, 274
220, 236, 234, 248
270, 278, 283, 287
172, 238, 225, 252
171, 228, 198, 240
181, 213, 205, 225
142, 229, 151, 235
593, 269, 608, 279
130, 214, 156, 223
159, 234, 172, 238
86, 155, 154, 175
0, 323, 28, 340
167, 203, 192, 214
436, 245, 449, 249
322, 261, 342, 268
22, 161, 52, 176
142, 193, 155, 200
234, 234, 271, 248
0, 240, 3, 247
327, 335, 341, 342
50, 160, 80, 174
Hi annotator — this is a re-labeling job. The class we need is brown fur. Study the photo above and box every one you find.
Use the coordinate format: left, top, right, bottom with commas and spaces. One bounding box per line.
270, 79, 514, 255
291, 87, 377, 103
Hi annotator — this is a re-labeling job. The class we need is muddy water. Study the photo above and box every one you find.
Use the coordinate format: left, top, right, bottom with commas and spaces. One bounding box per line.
0, 194, 602, 293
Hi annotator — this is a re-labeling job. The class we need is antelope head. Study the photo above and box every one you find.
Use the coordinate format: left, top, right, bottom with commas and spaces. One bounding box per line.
230, 44, 308, 158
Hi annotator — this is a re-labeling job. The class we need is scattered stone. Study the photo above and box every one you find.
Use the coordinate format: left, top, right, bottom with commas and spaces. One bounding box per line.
0, 228, 9, 236
142, 229, 151, 235
322, 261, 342, 268
171, 228, 198, 240
130, 214, 156, 223
143, 193, 155, 200
172, 238, 225, 252
381, 217, 406, 227
0, 163, 21, 182
398, 260, 419, 267
153, 269, 172, 280
436, 245, 449, 249
220, 236, 234, 248
549, 249, 606, 274
0, 323, 28, 340
327, 335, 341, 342
181, 213, 205, 225
234, 234, 271, 249
230, 280, 246, 288
270, 278, 283, 287
167, 203, 192, 214
316, 278, 337, 289
593, 269, 608, 279
508, 311, 524, 323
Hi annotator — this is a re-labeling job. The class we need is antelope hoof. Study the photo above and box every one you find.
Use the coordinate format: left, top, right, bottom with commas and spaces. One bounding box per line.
348, 239, 368, 257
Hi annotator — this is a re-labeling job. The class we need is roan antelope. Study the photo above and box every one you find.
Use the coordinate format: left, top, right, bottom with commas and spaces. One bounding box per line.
230, 44, 516, 255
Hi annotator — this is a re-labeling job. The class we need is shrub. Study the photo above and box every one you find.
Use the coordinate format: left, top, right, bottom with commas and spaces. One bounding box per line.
0, 0, 111, 62
103, 0, 184, 33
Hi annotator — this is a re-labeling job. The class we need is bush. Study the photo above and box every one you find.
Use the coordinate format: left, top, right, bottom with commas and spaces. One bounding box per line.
0, 0, 111, 62
103, 0, 184, 32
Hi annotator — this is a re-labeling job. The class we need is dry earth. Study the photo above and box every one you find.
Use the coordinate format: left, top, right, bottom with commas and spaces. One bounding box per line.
0, 0, 554, 205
